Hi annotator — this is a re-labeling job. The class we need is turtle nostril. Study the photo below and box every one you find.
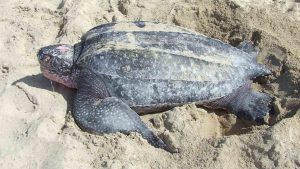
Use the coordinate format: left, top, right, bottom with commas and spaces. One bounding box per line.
37, 50, 43, 60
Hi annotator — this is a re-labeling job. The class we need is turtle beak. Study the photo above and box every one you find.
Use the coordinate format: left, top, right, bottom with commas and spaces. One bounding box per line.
37, 48, 45, 62
37, 49, 43, 61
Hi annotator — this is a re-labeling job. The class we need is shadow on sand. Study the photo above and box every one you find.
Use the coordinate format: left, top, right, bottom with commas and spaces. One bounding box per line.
12, 74, 76, 109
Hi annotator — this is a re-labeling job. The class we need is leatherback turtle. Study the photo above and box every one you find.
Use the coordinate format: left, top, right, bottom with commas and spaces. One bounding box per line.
37, 21, 272, 150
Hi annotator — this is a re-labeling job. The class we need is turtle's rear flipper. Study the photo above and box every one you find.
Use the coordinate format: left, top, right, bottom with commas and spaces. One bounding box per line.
73, 90, 168, 151
210, 82, 272, 123
237, 40, 259, 59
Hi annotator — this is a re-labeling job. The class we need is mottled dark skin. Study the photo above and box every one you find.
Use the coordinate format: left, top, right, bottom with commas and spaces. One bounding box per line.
38, 44, 78, 88
38, 21, 272, 151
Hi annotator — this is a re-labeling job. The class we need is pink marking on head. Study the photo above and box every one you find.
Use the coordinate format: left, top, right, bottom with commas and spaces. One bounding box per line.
41, 67, 77, 88
56, 45, 70, 53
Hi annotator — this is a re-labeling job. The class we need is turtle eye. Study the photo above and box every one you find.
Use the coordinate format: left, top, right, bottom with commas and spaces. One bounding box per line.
42, 54, 52, 63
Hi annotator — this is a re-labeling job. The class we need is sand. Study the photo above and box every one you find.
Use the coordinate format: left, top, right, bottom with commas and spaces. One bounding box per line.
0, 0, 299, 168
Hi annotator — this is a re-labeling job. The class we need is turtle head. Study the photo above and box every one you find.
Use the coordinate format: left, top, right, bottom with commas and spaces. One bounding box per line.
37, 44, 78, 88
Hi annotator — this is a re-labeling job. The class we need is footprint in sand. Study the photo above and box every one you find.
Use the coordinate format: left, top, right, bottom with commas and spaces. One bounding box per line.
0, 63, 10, 95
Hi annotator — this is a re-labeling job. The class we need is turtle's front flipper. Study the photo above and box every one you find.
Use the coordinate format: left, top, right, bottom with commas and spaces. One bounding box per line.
73, 89, 167, 150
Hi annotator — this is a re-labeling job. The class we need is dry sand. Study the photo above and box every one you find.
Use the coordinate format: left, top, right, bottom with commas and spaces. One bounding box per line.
0, 0, 300, 168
